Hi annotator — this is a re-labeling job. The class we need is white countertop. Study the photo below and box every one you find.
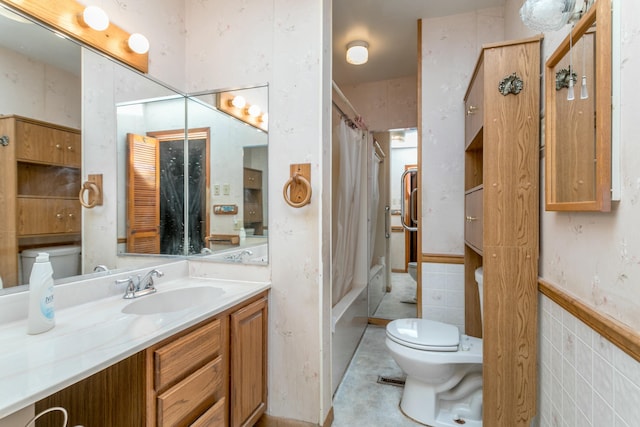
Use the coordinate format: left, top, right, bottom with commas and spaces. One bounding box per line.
0, 274, 270, 418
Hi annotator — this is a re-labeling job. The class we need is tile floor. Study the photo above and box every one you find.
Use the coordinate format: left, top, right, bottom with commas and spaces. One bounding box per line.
333, 273, 422, 426
372, 272, 417, 319
332, 325, 422, 426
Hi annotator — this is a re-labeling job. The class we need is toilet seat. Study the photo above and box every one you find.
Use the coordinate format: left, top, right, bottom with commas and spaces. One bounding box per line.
386, 318, 459, 352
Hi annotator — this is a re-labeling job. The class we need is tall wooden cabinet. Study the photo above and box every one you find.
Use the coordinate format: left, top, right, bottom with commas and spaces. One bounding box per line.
243, 167, 264, 235
463, 36, 541, 426
0, 115, 81, 286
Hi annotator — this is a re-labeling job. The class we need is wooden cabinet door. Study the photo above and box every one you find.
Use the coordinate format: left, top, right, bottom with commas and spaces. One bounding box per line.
17, 198, 80, 235
230, 297, 268, 427
464, 59, 484, 148
15, 120, 80, 167
243, 168, 262, 190
464, 187, 483, 254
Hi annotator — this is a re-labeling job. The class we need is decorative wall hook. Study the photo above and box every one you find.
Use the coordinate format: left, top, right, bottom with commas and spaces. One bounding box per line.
498, 72, 524, 96
555, 67, 577, 90
283, 164, 312, 208
79, 174, 103, 208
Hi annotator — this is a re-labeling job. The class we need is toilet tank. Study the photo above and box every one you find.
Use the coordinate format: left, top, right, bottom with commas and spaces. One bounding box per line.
21, 245, 81, 284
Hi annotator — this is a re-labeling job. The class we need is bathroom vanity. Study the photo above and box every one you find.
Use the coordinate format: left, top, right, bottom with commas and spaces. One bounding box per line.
0, 264, 269, 427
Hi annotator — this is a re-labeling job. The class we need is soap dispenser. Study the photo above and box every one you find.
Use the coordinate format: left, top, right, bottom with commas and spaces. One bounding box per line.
27, 252, 55, 335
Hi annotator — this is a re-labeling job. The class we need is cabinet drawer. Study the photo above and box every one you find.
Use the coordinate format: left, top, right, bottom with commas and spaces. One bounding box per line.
157, 356, 223, 427
464, 187, 483, 253
154, 319, 221, 390
15, 121, 81, 167
464, 60, 484, 148
17, 198, 80, 235
190, 397, 226, 427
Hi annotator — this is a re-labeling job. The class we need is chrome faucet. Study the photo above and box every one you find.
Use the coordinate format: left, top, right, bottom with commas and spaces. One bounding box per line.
115, 269, 164, 299
224, 249, 253, 262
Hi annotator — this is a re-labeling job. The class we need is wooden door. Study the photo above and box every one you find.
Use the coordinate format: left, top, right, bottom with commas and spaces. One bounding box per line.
126, 133, 160, 253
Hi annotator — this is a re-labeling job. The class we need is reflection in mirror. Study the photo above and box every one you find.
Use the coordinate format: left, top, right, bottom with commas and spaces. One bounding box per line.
0, 3, 269, 300
370, 128, 418, 321
552, 30, 595, 203
545, 0, 611, 211
0, 5, 81, 289
116, 86, 268, 262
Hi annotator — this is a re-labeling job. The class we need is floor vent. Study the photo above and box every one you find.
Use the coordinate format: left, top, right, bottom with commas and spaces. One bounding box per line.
377, 375, 405, 387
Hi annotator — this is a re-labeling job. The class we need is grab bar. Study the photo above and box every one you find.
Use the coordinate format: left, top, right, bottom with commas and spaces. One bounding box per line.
384, 205, 390, 238
400, 168, 418, 232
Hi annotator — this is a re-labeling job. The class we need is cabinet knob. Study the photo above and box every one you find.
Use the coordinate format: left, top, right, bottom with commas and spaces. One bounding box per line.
67, 146, 73, 151
68, 213, 75, 218
56, 213, 64, 220
466, 216, 477, 222
55, 144, 62, 150
466, 105, 478, 115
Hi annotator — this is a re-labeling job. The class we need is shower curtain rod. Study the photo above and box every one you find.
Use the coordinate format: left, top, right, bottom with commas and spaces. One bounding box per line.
332, 80, 368, 130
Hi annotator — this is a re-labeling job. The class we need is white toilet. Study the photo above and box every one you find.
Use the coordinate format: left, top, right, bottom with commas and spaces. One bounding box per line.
20, 245, 81, 284
408, 261, 417, 281
385, 267, 484, 426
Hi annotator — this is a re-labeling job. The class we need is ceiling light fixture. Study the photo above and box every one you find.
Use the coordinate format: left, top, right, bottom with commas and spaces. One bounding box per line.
346, 40, 369, 65
519, 0, 594, 32
81, 6, 109, 31
128, 33, 150, 54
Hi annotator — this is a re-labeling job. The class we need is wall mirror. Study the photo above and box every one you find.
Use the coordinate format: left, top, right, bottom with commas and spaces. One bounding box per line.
0, 3, 268, 295
545, 0, 611, 211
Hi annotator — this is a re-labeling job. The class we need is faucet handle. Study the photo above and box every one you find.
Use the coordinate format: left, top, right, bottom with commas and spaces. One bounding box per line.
115, 276, 137, 299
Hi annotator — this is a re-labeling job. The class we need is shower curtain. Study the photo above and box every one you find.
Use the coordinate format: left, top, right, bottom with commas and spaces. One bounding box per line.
332, 118, 366, 306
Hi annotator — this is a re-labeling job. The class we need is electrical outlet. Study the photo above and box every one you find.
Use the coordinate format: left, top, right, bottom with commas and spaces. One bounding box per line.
223, 183, 230, 195
213, 184, 220, 196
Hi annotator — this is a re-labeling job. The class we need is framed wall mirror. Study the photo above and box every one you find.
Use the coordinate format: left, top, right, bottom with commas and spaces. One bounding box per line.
545, 0, 611, 211
0, 2, 268, 295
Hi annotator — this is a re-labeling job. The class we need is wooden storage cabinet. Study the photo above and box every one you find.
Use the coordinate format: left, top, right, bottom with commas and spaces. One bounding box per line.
463, 37, 541, 426
0, 115, 81, 287
243, 167, 264, 235
35, 291, 269, 427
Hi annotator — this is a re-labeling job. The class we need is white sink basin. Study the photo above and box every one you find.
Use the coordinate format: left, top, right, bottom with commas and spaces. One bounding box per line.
122, 286, 225, 315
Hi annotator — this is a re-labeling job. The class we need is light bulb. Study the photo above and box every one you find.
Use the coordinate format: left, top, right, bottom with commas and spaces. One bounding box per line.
128, 33, 149, 54
580, 75, 588, 99
82, 6, 109, 31
567, 78, 575, 101
260, 113, 268, 124
346, 41, 369, 65
247, 104, 261, 117
230, 96, 246, 109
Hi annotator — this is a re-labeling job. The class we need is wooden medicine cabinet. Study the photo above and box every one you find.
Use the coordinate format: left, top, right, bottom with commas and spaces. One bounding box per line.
545, 0, 612, 211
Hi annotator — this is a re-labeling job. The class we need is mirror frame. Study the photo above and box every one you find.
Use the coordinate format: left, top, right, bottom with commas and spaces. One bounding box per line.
544, 0, 611, 212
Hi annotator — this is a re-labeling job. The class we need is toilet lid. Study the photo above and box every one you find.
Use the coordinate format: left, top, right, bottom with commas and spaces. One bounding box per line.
386, 318, 459, 351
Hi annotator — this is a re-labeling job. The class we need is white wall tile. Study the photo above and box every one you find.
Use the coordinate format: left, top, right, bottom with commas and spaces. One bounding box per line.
538, 295, 640, 427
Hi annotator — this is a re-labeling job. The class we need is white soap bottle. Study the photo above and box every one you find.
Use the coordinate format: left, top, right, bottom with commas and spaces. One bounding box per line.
27, 252, 55, 335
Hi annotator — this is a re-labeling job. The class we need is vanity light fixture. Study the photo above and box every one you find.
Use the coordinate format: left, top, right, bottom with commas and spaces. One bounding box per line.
519, 0, 594, 32
128, 33, 150, 54
260, 112, 268, 125
81, 5, 109, 31
346, 40, 369, 65
230, 95, 246, 109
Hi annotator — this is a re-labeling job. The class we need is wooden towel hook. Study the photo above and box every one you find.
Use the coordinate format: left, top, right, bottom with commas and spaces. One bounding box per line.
283, 164, 312, 208
79, 174, 103, 208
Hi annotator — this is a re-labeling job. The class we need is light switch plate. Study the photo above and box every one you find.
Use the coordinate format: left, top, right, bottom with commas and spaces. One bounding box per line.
223, 183, 230, 195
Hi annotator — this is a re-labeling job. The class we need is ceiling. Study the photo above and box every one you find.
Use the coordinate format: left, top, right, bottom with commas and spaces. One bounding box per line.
332, 0, 506, 86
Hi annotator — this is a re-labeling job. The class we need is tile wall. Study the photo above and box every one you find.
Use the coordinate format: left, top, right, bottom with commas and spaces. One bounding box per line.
421, 262, 465, 333
538, 294, 640, 427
